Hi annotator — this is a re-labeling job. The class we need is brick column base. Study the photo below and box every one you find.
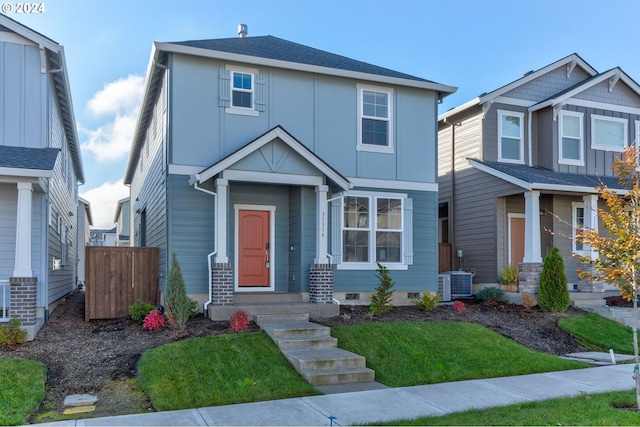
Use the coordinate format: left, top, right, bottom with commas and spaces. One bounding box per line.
210, 263, 234, 305
309, 264, 333, 304
518, 262, 543, 294
10, 277, 37, 326
578, 264, 606, 292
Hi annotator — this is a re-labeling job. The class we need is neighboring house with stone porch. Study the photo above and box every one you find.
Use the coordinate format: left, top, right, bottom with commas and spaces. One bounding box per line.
0, 14, 84, 339
124, 28, 456, 320
438, 53, 635, 295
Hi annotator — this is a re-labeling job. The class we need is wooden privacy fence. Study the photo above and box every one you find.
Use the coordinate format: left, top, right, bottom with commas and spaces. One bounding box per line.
85, 246, 160, 321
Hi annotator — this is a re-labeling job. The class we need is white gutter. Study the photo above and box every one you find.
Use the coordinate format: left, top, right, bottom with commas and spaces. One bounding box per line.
192, 181, 217, 316
528, 110, 533, 167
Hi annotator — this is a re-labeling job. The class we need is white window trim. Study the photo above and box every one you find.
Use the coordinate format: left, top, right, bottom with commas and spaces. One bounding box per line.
337, 190, 407, 270
497, 110, 525, 164
591, 114, 628, 152
356, 83, 394, 154
225, 65, 259, 117
635, 120, 640, 172
558, 111, 584, 166
572, 202, 585, 255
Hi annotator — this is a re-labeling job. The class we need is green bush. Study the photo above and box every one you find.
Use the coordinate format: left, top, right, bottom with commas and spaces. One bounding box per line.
369, 263, 395, 315
538, 247, 570, 312
0, 318, 27, 346
476, 286, 504, 303
411, 292, 441, 312
165, 253, 195, 329
128, 300, 156, 323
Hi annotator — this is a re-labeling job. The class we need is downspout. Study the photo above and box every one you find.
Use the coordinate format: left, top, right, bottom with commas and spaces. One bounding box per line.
528, 110, 533, 166
443, 118, 457, 271
192, 181, 217, 316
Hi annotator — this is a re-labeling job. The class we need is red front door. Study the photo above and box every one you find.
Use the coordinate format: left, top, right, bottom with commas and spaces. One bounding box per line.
238, 210, 270, 287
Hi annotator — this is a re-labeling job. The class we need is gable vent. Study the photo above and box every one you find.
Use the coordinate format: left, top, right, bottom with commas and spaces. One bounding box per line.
238, 24, 248, 38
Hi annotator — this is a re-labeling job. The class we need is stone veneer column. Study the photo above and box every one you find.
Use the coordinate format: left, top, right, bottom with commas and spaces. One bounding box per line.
210, 263, 234, 305
10, 277, 37, 326
518, 262, 543, 294
309, 264, 333, 304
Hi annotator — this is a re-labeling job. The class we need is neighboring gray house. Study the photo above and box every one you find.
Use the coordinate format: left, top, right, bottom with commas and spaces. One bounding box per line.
114, 197, 130, 246
438, 53, 636, 294
89, 228, 117, 246
0, 14, 84, 339
124, 28, 456, 319
77, 197, 92, 288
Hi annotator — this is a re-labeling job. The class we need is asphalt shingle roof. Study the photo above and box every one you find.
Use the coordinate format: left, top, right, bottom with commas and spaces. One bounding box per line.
0, 146, 60, 171
474, 159, 625, 190
170, 35, 434, 83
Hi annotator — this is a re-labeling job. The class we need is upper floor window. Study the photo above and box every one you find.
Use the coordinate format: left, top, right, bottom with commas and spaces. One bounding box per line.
221, 65, 263, 117
559, 111, 584, 166
232, 71, 253, 109
498, 110, 524, 164
357, 84, 393, 153
591, 115, 627, 152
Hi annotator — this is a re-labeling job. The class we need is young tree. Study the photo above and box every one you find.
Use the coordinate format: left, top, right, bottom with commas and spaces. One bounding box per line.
575, 145, 640, 408
369, 263, 395, 315
165, 253, 192, 329
538, 247, 570, 312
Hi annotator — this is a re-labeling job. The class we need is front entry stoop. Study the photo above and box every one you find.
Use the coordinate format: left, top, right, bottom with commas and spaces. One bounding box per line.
256, 314, 380, 391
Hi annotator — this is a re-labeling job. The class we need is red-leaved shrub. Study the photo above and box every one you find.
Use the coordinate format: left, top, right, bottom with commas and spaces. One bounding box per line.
453, 300, 466, 312
144, 309, 165, 331
230, 309, 249, 331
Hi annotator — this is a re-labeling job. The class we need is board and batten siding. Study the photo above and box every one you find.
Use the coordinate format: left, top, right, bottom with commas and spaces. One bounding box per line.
0, 184, 17, 278
333, 189, 438, 293
168, 54, 439, 185
0, 39, 46, 148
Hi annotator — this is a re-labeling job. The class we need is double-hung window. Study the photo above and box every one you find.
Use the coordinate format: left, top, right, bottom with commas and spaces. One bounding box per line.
221, 65, 263, 116
334, 191, 411, 270
591, 115, 627, 152
232, 71, 253, 109
498, 110, 524, 164
559, 111, 584, 165
572, 202, 585, 255
357, 84, 393, 153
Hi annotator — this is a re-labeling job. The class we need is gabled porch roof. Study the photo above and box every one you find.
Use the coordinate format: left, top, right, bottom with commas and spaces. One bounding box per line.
0, 146, 59, 178
469, 159, 624, 194
194, 126, 351, 190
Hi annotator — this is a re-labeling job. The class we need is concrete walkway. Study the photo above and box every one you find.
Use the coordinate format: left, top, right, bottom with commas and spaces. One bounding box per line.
35, 359, 637, 427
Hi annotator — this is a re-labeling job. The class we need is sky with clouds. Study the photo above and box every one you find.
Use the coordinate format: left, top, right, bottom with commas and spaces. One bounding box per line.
6, 0, 640, 228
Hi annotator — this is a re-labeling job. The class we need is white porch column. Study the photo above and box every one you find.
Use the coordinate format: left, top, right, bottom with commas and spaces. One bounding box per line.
583, 194, 599, 259
523, 190, 542, 263
315, 185, 328, 264
14, 182, 33, 277
215, 178, 228, 263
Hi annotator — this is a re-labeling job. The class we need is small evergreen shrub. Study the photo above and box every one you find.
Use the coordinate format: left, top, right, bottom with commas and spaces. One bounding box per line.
143, 309, 165, 331
369, 263, 395, 315
538, 247, 571, 312
411, 292, 441, 312
476, 286, 504, 303
452, 300, 466, 312
0, 318, 27, 346
128, 300, 155, 323
230, 309, 249, 331
165, 253, 194, 329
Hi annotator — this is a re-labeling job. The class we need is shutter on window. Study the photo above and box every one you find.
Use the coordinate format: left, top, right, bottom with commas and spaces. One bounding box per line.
219, 68, 231, 107
404, 198, 413, 265
330, 197, 343, 264
255, 73, 267, 112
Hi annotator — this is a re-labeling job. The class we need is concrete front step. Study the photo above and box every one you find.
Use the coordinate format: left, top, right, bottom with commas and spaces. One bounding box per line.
234, 292, 304, 304
283, 348, 368, 371
208, 302, 339, 321
298, 366, 376, 386
260, 322, 332, 340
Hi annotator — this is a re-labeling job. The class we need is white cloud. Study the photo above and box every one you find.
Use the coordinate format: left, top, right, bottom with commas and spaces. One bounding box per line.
80, 180, 129, 229
80, 75, 145, 162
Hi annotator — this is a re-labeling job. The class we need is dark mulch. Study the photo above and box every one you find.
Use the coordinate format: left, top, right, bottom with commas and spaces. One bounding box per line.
0, 291, 589, 421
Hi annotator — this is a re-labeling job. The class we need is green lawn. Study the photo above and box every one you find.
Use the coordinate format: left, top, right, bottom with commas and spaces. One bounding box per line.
373, 390, 640, 426
0, 359, 47, 426
330, 321, 586, 386
559, 313, 635, 354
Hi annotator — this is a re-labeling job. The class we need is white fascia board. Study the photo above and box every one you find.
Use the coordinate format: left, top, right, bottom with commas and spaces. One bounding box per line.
223, 170, 324, 186
566, 98, 640, 116
0, 168, 54, 179
156, 42, 457, 94
493, 96, 536, 107
0, 15, 59, 52
169, 164, 204, 176
438, 97, 480, 122
469, 159, 532, 190
348, 177, 437, 192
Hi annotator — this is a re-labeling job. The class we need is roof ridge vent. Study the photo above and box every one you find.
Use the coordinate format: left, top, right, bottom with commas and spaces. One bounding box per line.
238, 24, 248, 38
